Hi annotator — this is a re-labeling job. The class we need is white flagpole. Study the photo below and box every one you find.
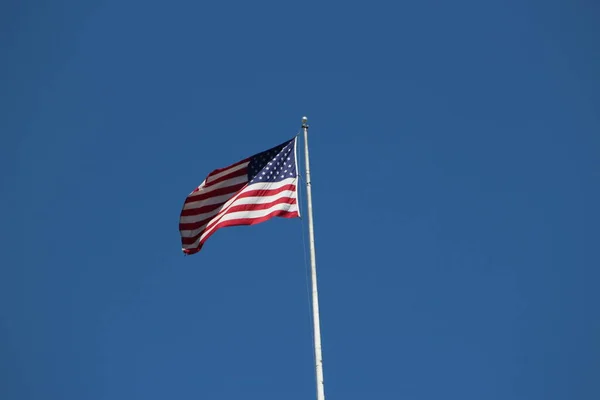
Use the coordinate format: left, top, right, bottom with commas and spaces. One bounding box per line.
301, 116, 326, 400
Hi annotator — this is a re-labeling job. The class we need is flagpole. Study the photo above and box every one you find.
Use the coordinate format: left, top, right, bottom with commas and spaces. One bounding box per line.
302, 116, 326, 400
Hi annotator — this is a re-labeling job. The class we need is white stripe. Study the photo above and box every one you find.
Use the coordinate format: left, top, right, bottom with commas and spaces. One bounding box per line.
182, 178, 297, 224
180, 196, 231, 226
187, 179, 207, 195
180, 190, 297, 236
293, 136, 301, 218
206, 161, 249, 183
185, 161, 247, 198
183, 176, 248, 210
216, 201, 298, 225
200, 191, 297, 239
181, 177, 298, 242
182, 201, 298, 249
195, 177, 298, 220
183, 188, 241, 213
180, 220, 211, 240
200, 200, 298, 242
239, 177, 297, 191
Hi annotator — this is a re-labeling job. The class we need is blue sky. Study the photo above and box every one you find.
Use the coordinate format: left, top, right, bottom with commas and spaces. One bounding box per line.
1, 0, 599, 399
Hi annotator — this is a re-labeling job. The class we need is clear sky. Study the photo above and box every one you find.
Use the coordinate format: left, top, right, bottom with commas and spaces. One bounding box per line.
1, 1, 599, 399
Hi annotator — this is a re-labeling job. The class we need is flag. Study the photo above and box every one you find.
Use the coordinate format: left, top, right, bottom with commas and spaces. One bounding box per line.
179, 137, 300, 254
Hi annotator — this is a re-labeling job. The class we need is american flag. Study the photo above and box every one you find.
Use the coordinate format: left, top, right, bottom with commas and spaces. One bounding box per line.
179, 137, 300, 254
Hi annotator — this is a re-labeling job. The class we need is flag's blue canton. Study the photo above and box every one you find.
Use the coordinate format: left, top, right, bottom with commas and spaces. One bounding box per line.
248, 139, 297, 184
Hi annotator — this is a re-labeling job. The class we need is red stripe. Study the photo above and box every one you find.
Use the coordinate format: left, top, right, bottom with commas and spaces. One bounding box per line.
202, 196, 297, 233
206, 158, 249, 177
180, 197, 297, 245
205, 167, 248, 187
179, 217, 213, 232
184, 182, 247, 204
182, 210, 299, 254
179, 184, 297, 230
232, 184, 297, 201
225, 197, 296, 214
181, 200, 230, 217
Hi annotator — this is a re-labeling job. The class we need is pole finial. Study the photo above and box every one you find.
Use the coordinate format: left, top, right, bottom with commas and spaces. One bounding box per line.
302, 116, 308, 127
